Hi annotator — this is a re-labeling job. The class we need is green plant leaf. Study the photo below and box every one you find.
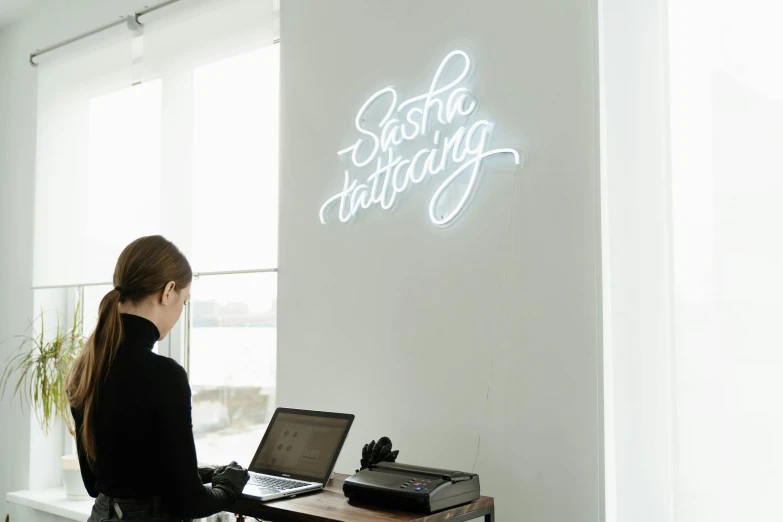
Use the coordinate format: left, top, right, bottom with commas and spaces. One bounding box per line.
0, 303, 87, 435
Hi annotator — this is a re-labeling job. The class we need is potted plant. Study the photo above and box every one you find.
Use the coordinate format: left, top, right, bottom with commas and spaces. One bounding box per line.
0, 303, 89, 500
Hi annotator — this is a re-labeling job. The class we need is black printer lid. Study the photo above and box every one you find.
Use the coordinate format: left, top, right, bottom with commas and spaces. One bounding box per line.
371, 462, 478, 482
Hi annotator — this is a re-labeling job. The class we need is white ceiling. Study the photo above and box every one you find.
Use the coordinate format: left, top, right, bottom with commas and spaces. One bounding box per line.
0, 0, 37, 29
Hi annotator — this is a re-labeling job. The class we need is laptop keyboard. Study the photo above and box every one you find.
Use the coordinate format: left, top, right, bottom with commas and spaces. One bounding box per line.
248, 473, 310, 491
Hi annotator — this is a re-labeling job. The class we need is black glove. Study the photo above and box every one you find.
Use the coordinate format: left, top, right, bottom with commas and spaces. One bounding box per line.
199, 461, 240, 484
211, 464, 250, 500
360, 436, 399, 470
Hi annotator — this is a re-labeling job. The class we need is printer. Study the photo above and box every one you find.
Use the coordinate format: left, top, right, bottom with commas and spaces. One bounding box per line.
343, 462, 480, 513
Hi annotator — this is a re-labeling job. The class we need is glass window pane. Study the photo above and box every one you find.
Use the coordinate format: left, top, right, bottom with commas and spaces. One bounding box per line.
191, 45, 279, 272
189, 272, 277, 466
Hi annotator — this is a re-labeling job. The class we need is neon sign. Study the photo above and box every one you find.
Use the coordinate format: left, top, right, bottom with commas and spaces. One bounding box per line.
319, 50, 523, 228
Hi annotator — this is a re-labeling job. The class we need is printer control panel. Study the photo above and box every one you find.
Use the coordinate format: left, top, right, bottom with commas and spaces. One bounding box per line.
397, 476, 444, 494
355, 469, 448, 495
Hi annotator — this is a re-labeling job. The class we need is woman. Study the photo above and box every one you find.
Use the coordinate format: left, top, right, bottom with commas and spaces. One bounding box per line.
66, 235, 249, 521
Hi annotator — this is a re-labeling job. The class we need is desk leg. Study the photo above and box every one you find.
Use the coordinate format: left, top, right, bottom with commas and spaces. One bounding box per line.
485, 505, 495, 521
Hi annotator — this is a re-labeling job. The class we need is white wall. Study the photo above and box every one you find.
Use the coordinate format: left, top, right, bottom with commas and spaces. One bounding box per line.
0, 20, 35, 522
277, 1, 603, 521
0, 3, 150, 520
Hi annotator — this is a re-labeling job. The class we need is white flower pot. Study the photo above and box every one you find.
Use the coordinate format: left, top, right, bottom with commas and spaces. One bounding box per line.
62, 454, 90, 500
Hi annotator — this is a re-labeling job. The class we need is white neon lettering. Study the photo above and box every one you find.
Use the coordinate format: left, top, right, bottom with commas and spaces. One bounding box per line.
423, 146, 443, 177
378, 151, 399, 210
439, 126, 467, 171
446, 87, 477, 122
367, 164, 384, 205
381, 119, 404, 152
321, 50, 524, 227
405, 148, 430, 186
397, 50, 473, 135
350, 184, 371, 214
391, 158, 411, 194
402, 108, 422, 140
338, 87, 398, 168
430, 147, 521, 227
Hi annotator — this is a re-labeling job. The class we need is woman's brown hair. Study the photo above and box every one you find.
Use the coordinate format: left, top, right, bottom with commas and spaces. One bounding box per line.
66, 235, 192, 463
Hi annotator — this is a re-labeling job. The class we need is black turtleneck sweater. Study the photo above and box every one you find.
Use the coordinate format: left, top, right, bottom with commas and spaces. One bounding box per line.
71, 313, 233, 519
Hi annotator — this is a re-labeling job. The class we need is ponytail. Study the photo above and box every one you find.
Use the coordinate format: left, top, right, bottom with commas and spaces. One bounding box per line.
66, 288, 124, 463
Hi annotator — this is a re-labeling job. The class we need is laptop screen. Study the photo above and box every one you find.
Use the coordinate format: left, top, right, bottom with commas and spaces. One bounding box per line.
249, 409, 353, 483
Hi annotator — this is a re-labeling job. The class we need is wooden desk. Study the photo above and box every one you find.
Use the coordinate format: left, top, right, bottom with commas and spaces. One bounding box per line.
232, 474, 495, 522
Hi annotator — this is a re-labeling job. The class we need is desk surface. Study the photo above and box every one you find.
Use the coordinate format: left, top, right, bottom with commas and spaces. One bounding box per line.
232, 473, 494, 522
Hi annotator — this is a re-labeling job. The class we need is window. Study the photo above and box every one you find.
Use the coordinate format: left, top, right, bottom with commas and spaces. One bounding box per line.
31, 0, 280, 470
81, 44, 280, 464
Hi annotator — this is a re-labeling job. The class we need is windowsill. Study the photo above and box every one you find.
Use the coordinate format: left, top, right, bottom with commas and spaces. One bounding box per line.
7, 488, 94, 521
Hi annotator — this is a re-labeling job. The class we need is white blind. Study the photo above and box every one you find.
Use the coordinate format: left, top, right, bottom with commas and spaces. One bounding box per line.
142, 0, 279, 273
33, 0, 278, 287
33, 27, 150, 288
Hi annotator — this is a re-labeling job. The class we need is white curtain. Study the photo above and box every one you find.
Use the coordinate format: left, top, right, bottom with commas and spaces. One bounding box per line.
32, 0, 278, 288
668, 0, 783, 519
602, 0, 783, 520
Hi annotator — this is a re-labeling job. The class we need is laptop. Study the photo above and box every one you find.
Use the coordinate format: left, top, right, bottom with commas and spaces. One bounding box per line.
239, 408, 354, 501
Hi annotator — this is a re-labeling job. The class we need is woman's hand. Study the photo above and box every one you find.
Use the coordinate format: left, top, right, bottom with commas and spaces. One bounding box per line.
211, 464, 250, 499
198, 461, 241, 484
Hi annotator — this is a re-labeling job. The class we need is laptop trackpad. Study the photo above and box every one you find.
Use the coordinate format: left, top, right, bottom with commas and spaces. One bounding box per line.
243, 486, 278, 498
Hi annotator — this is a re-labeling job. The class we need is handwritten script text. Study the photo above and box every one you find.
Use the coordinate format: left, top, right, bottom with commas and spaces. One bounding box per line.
319, 50, 522, 227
